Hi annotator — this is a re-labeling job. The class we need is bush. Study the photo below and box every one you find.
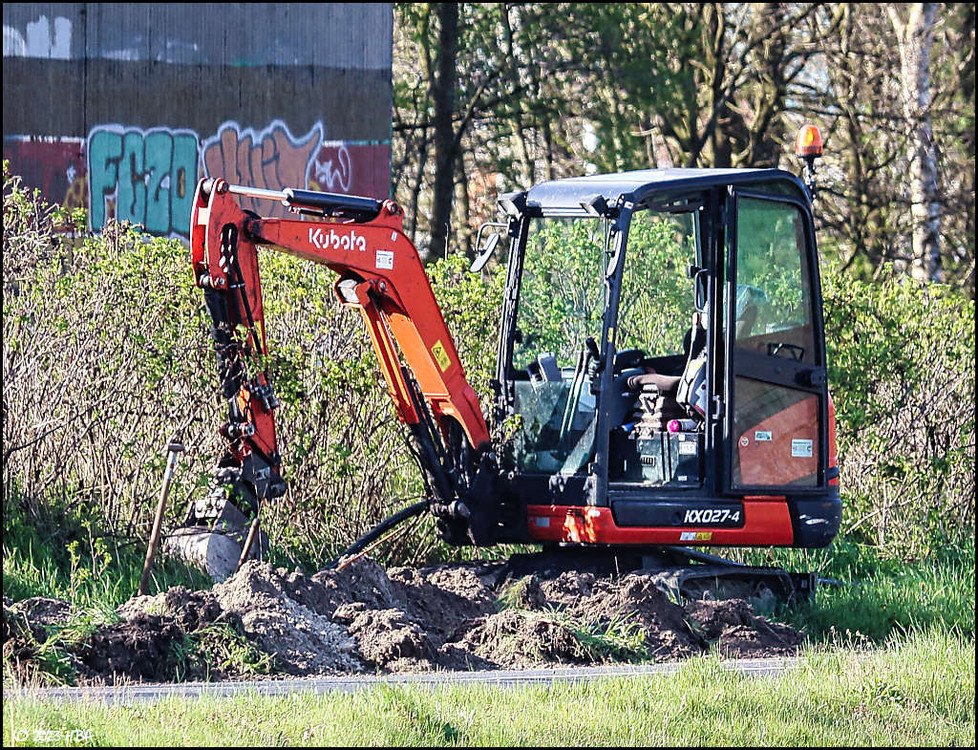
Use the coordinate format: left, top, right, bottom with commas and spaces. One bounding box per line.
823, 268, 975, 558
3, 162, 973, 581
3, 169, 219, 544
2, 164, 506, 575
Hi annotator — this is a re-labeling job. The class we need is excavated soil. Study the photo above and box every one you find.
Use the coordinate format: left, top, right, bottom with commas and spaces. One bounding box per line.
2, 556, 805, 685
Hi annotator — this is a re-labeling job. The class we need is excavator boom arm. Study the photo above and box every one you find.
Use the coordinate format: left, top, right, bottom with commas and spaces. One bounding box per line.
189, 178, 490, 521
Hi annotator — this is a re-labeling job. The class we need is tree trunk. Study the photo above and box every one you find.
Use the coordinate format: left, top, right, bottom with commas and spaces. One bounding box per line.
890, 3, 943, 283
455, 149, 473, 261
429, 2, 460, 260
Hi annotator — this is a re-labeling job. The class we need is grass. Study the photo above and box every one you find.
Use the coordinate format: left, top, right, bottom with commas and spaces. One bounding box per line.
724, 536, 976, 643
2, 498, 210, 611
171, 622, 274, 682
3, 629, 973, 747
789, 552, 975, 642
565, 611, 649, 662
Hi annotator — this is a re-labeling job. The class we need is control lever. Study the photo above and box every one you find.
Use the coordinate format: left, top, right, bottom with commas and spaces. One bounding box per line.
585, 336, 604, 394
585, 336, 601, 369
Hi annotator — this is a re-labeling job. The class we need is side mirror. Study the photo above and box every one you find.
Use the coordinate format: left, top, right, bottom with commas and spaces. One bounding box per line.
605, 225, 624, 278
471, 222, 507, 273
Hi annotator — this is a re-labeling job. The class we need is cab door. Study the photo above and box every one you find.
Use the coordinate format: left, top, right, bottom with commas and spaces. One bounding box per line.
723, 190, 829, 493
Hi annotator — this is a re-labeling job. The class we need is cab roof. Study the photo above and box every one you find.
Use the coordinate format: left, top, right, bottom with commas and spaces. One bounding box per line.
514, 167, 808, 215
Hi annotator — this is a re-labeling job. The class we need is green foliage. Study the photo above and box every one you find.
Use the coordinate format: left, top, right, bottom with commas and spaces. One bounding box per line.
800, 547, 975, 643
2, 489, 209, 610
822, 268, 975, 557
736, 197, 811, 331
617, 210, 697, 356
172, 622, 273, 682
393, 5, 974, 295
4, 631, 974, 746
514, 210, 696, 369
427, 252, 506, 402
738, 536, 976, 643
515, 218, 607, 368
562, 611, 648, 663
3, 173, 219, 539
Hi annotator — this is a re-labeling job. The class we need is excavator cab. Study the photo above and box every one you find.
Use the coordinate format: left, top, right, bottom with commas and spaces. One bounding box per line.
480, 168, 841, 550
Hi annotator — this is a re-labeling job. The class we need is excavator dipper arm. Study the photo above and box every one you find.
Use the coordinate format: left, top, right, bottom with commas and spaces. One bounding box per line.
188, 178, 491, 535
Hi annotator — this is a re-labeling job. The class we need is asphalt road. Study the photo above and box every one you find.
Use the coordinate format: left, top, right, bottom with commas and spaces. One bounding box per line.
6, 657, 798, 705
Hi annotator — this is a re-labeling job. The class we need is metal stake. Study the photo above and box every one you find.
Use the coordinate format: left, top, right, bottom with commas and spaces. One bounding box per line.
235, 516, 261, 574
139, 438, 185, 596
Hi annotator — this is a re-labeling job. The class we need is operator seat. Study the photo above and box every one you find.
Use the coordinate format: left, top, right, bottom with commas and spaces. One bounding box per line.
624, 312, 707, 435
734, 284, 766, 340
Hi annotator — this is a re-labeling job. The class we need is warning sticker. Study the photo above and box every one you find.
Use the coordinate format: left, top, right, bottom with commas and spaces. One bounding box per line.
754, 430, 773, 442
791, 439, 813, 458
431, 340, 451, 372
680, 531, 713, 542
375, 249, 394, 270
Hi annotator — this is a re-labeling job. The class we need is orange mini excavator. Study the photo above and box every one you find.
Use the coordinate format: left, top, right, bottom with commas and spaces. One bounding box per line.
176, 125, 841, 599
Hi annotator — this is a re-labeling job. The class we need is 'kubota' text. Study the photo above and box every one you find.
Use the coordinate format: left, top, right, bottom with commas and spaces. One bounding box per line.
309, 227, 367, 252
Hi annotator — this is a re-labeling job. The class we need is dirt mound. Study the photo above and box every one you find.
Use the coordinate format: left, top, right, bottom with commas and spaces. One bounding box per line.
211, 561, 363, 675
80, 614, 185, 681
571, 574, 707, 661
4, 596, 73, 644
461, 609, 589, 667
684, 598, 804, 657
3, 596, 75, 680
3, 557, 808, 684
118, 586, 224, 632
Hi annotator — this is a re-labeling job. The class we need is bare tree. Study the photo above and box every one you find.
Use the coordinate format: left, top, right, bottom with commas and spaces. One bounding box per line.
888, 3, 943, 283
391, 3, 973, 292
428, 2, 460, 261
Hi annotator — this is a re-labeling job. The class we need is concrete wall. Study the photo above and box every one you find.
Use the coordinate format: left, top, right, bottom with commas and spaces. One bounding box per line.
3, 3, 393, 237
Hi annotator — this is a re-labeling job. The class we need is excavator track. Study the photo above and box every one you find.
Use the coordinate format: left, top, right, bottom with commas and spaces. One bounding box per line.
492, 545, 817, 608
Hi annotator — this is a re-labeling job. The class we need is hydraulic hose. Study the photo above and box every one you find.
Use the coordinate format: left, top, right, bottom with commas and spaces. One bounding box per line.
325, 500, 429, 570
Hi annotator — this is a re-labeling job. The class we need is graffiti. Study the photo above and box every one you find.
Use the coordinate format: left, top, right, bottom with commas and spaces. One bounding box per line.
87, 126, 199, 236
314, 141, 354, 193
2, 15, 71, 59
201, 120, 323, 218
2, 137, 85, 207
64, 168, 87, 213
61, 175, 88, 210
7, 120, 387, 238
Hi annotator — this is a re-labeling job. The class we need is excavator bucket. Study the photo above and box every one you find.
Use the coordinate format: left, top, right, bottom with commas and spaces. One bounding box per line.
164, 471, 268, 582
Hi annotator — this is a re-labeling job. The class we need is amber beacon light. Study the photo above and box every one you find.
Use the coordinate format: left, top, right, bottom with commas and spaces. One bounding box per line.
795, 123, 823, 198
795, 123, 824, 158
